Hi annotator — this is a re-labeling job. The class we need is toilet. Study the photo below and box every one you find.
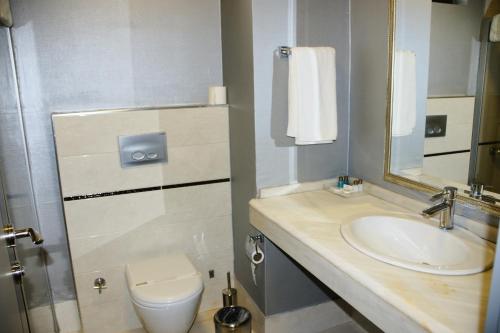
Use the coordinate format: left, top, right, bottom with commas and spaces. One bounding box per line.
125, 253, 204, 333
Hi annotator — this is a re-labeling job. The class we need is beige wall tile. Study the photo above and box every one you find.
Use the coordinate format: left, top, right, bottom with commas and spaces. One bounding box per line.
75, 266, 129, 308
424, 123, 474, 154
69, 217, 233, 275
53, 106, 228, 157
423, 152, 470, 184
64, 190, 166, 239
426, 97, 475, 119
59, 143, 229, 197
425, 97, 475, 154
66, 183, 232, 274
65, 182, 231, 239
79, 297, 142, 333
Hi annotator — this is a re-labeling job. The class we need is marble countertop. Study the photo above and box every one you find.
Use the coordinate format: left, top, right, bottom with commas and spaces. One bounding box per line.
249, 190, 493, 333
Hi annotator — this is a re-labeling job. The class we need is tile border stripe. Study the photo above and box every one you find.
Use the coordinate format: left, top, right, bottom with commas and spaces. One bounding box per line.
63, 178, 231, 202
423, 149, 470, 158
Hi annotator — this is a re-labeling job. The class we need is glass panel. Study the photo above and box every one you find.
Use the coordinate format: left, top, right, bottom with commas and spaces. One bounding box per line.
475, 42, 500, 191
0, 27, 56, 332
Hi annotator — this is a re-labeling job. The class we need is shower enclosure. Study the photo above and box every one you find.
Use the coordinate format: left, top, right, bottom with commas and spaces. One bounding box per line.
0, 26, 57, 333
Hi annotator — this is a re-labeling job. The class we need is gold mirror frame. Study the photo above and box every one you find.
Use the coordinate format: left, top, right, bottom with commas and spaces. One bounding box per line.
383, 0, 500, 217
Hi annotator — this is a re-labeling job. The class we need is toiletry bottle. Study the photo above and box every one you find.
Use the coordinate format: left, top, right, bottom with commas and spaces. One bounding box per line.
359, 179, 363, 192
338, 176, 344, 189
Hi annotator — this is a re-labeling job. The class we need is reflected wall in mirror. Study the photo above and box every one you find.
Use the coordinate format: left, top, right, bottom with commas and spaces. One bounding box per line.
387, 0, 500, 212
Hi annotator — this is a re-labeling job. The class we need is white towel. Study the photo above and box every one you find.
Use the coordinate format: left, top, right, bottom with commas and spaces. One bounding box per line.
490, 14, 500, 42
287, 47, 337, 145
392, 50, 417, 137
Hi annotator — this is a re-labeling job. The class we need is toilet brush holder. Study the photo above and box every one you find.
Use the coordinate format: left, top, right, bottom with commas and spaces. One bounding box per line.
222, 271, 237, 307
222, 288, 238, 307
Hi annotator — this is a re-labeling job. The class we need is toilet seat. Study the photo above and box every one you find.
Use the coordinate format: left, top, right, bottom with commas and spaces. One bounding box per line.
129, 274, 203, 308
126, 253, 204, 309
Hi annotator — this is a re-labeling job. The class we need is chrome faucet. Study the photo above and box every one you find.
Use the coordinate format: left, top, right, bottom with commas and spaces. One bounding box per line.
465, 182, 497, 204
422, 186, 457, 230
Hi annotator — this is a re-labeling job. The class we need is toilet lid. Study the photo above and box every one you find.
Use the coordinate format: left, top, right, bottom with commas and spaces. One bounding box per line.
129, 274, 203, 308
126, 253, 198, 287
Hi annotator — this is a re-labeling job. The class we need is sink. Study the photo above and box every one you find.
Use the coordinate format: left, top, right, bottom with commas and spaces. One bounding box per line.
340, 215, 495, 275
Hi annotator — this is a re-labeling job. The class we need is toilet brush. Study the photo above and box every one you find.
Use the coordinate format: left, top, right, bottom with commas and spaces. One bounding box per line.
222, 272, 237, 307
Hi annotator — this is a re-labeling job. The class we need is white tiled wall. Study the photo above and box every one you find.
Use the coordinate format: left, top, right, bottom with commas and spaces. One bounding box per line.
52, 106, 233, 333
423, 152, 470, 185
423, 97, 474, 184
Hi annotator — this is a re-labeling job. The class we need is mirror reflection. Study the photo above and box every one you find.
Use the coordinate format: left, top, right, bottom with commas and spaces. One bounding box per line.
389, 0, 500, 205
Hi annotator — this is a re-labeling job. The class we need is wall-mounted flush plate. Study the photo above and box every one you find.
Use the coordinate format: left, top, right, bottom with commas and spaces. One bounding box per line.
425, 115, 447, 138
118, 132, 167, 168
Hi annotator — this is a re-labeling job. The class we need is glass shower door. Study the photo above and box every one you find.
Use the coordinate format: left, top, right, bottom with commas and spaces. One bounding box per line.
0, 26, 57, 332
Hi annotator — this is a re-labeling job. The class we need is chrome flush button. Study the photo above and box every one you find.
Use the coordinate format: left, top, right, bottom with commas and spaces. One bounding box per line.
147, 152, 159, 159
118, 132, 167, 167
131, 151, 146, 161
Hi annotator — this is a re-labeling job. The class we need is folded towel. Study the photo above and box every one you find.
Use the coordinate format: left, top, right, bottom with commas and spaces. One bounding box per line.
490, 14, 500, 42
287, 47, 337, 145
392, 50, 417, 137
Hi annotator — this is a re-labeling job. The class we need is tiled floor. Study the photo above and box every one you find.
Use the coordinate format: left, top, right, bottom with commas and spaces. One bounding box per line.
125, 318, 378, 333
121, 306, 382, 333
320, 312, 383, 333
320, 321, 372, 333
320, 322, 362, 333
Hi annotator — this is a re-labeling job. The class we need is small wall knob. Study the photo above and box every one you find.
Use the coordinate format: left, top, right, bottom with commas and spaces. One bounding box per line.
93, 277, 107, 294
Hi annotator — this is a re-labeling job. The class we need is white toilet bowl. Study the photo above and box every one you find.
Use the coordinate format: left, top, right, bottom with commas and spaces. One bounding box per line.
126, 254, 204, 333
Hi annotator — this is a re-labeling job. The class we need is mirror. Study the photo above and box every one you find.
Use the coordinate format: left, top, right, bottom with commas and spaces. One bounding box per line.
386, 0, 500, 214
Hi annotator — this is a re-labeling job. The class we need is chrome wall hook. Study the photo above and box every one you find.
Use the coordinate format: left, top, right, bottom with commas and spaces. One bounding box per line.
249, 234, 264, 243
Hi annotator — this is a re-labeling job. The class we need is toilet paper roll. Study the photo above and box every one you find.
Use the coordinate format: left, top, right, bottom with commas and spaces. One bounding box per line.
245, 236, 265, 265
246, 236, 264, 285
208, 86, 227, 105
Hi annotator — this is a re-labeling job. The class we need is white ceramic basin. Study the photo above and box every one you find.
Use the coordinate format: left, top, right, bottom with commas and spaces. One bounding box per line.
341, 215, 495, 275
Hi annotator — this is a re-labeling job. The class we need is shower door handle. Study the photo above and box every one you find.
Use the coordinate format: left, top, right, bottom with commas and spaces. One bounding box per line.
2, 224, 44, 247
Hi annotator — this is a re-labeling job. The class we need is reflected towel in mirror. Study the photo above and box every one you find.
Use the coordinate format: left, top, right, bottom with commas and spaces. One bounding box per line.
392, 50, 417, 137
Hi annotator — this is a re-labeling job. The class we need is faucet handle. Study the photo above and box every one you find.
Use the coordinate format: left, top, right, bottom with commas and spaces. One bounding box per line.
430, 186, 458, 202
430, 191, 445, 202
